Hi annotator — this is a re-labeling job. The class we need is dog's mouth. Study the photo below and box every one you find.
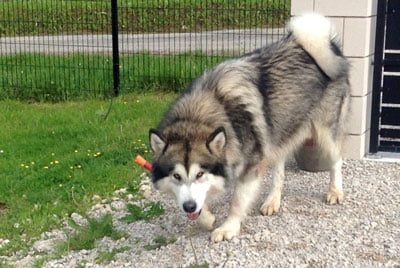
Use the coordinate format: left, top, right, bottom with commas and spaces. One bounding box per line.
187, 209, 202, 221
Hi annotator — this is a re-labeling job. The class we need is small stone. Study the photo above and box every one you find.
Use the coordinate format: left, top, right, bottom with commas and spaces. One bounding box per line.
231, 237, 240, 244
139, 172, 150, 180
14, 255, 35, 268
88, 204, 112, 219
92, 203, 103, 210
140, 184, 152, 199
0, 238, 10, 248
111, 200, 126, 211
41, 229, 66, 240
71, 213, 88, 226
253, 235, 261, 242
112, 197, 121, 202
33, 239, 58, 253
114, 188, 127, 196
92, 195, 101, 203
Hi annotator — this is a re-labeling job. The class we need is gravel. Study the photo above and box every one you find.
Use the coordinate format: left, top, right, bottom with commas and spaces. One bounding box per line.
70, 213, 89, 227
2, 159, 400, 267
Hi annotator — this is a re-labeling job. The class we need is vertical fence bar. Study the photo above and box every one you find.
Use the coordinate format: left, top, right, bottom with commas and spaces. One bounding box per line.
111, 0, 120, 96
370, 0, 387, 153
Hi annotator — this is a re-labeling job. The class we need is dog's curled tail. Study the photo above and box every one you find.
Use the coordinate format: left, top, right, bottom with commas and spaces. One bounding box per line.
289, 13, 347, 80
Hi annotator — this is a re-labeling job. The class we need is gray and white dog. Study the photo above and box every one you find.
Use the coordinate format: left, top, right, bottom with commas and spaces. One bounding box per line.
149, 14, 350, 242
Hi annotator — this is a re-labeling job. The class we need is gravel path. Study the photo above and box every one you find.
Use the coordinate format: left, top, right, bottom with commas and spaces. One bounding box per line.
4, 159, 400, 267
0, 28, 285, 55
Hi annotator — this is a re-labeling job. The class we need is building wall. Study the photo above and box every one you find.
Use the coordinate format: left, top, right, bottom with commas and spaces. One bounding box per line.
291, 0, 378, 159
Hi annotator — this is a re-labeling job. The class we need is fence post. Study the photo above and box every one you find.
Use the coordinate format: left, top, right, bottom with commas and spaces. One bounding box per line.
111, 0, 120, 96
370, 0, 387, 153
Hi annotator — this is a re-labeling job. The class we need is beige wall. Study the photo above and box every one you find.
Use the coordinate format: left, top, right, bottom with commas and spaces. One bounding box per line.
291, 0, 378, 159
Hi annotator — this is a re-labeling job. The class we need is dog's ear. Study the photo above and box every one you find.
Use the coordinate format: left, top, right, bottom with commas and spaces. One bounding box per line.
206, 127, 226, 154
149, 129, 167, 156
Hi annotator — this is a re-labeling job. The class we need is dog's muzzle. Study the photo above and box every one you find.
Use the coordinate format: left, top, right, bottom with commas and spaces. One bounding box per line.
187, 210, 202, 220
183, 200, 202, 220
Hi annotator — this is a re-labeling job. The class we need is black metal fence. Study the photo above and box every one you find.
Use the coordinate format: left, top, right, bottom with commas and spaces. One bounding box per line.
0, 0, 290, 101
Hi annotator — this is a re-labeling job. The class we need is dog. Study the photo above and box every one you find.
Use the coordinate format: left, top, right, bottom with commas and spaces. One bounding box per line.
148, 13, 350, 242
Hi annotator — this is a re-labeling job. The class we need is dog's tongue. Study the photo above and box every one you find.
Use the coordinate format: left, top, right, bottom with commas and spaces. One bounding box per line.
187, 211, 201, 221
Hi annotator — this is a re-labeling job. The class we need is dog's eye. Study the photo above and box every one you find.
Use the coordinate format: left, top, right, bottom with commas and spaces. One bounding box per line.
173, 173, 181, 181
196, 171, 204, 179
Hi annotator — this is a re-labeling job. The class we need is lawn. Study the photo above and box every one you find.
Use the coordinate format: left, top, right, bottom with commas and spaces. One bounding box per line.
0, 0, 290, 36
0, 91, 176, 255
0, 53, 226, 101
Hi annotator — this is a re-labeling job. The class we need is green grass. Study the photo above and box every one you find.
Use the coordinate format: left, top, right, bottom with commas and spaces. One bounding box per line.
33, 256, 48, 268
143, 235, 177, 251
186, 263, 209, 268
121, 201, 165, 223
59, 214, 126, 252
0, 262, 14, 268
0, 53, 226, 101
0, 91, 176, 255
95, 246, 131, 264
0, 0, 290, 36
78, 260, 89, 268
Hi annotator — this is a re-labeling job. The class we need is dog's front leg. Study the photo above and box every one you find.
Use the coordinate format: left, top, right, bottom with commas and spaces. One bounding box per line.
211, 165, 263, 242
260, 159, 285, 215
198, 204, 215, 231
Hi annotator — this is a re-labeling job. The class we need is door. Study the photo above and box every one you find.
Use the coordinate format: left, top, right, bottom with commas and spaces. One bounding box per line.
370, 0, 400, 153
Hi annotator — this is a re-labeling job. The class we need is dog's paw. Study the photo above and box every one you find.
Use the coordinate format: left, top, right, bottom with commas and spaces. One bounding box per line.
260, 195, 281, 216
198, 211, 215, 231
210, 221, 240, 242
326, 189, 343, 205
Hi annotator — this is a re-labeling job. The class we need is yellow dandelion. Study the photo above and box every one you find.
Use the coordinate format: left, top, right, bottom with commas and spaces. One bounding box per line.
25, 165, 29, 169
74, 150, 78, 153
77, 165, 82, 169
51, 153, 55, 156
70, 166, 74, 169
31, 161, 35, 165
54, 160, 59, 164
44, 166, 49, 169
50, 161, 54, 165
87, 149, 91, 152
20, 164, 25, 167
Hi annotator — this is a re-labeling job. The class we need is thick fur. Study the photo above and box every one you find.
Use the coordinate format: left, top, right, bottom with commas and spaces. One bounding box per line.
149, 14, 351, 242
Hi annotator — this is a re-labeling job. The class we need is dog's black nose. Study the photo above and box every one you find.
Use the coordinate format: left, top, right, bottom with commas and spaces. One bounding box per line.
183, 200, 197, 213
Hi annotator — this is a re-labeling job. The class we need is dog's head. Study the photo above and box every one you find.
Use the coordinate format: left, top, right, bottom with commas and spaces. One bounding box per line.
149, 126, 227, 220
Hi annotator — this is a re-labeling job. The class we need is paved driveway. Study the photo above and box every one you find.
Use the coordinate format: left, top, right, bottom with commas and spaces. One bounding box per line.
0, 28, 286, 55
